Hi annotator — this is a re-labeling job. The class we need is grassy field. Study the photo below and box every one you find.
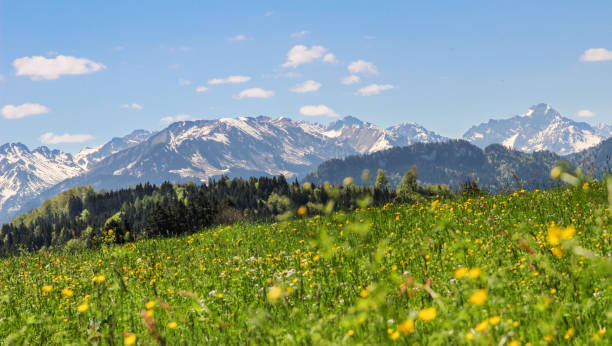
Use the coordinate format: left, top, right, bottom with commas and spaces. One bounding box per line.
1, 180, 611, 344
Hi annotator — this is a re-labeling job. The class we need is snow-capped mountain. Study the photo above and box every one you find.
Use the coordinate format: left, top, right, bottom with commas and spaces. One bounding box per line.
0, 130, 153, 223
57, 116, 445, 187
0, 143, 84, 219
74, 130, 154, 169
324, 116, 447, 153
463, 103, 609, 155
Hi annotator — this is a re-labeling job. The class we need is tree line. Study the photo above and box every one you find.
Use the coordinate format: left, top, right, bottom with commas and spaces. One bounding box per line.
0, 169, 453, 256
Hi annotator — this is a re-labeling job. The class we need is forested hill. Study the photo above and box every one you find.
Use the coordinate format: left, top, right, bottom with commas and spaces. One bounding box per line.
304, 139, 612, 190
0, 176, 409, 256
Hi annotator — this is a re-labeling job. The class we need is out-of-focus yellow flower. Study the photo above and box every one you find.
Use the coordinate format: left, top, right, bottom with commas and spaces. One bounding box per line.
217, 293, 224, 299
454, 267, 468, 279
564, 328, 574, 339
469, 289, 487, 305
475, 320, 488, 331
360, 289, 369, 298
468, 267, 481, 279
167, 321, 178, 329
390, 330, 400, 340
42, 285, 53, 293
145, 300, 155, 309
268, 286, 283, 303
465, 332, 474, 340
124, 333, 136, 345
508, 341, 519, 346
145, 309, 154, 317
550, 166, 562, 179
547, 224, 562, 245
92, 275, 105, 283
551, 246, 564, 258
418, 307, 436, 321
297, 206, 307, 216
398, 320, 414, 334
77, 303, 89, 313
343, 177, 354, 186
61, 288, 74, 298
489, 316, 501, 325
560, 226, 575, 240
347, 330, 355, 336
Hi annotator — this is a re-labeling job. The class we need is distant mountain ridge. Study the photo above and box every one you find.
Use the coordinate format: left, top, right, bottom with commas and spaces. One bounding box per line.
1, 104, 610, 223
463, 103, 609, 155
0, 116, 444, 222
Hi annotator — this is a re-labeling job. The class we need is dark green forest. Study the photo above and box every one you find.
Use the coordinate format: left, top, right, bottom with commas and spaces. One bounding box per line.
1, 173, 451, 256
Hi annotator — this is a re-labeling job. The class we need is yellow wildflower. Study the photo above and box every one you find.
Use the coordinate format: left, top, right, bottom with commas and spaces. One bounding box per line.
167, 321, 178, 329
469, 289, 487, 305
398, 320, 414, 334
42, 285, 53, 293
454, 267, 468, 279
124, 333, 136, 345
61, 288, 74, 298
468, 267, 481, 279
418, 307, 436, 321
77, 303, 89, 313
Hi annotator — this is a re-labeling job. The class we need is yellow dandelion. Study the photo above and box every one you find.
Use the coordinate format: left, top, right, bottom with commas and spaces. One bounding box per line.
360, 289, 369, 298
454, 267, 468, 279
77, 303, 89, 313
124, 333, 136, 345
469, 289, 487, 305
564, 328, 574, 339
475, 320, 488, 332
145, 300, 156, 309
42, 285, 53, 293
61, 287, 74, 298
92, 275, 106, 283
560, 226, 575, 240
268, 286, 283, 303
488, 316, 501, 325
468, 267, 481, 279
508, 341, 519, 346
418, 307, 436, 321
167, 321, 178, 329
398, 320, 414, 334
547, 224, 562, 245
465, 332, 474, 340
297, 206, 307, 216
390, 330, 400, 340
550, 246, 564, 258
217, 293, 224, 299
347, 330, 355, 336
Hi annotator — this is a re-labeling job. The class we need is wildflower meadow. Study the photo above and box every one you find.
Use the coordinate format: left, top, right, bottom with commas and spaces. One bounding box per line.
0, 171, 611, 345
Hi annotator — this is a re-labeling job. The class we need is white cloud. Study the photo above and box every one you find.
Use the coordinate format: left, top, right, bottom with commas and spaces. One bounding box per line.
2, 103, 50, 119
348, 60, 378, 75
229, 34, 248, 41
40, 132, 93, 144
13, 55, 106, 80
323, 53, 338, 64
576, 109, 596, 118
356, 84, 394, 96
196, 86, 209, 92
580, 48, 612, 62
236, 88, 274, 99
341, 75, 360, 85
291, 30, 310, 38
121, 103, 143, 110
282, 45, 335, 68
179, 79, 191, 86
299, 105, 338, 117
160, 114, 194, 125
290, 80, 321, 93
208, 75, 251, 85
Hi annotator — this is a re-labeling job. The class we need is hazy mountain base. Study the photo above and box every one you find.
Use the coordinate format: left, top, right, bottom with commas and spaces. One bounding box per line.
304, 139, 612, 190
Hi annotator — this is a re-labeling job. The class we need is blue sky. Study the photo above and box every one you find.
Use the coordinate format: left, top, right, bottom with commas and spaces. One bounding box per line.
1, 0, 611, 153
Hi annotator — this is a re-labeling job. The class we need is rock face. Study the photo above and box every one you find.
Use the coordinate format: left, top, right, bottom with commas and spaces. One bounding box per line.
463, 103, 608, 155
0, 116, 443, 223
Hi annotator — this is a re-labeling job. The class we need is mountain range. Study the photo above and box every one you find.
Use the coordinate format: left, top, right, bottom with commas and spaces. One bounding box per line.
0, 103, 610, 223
